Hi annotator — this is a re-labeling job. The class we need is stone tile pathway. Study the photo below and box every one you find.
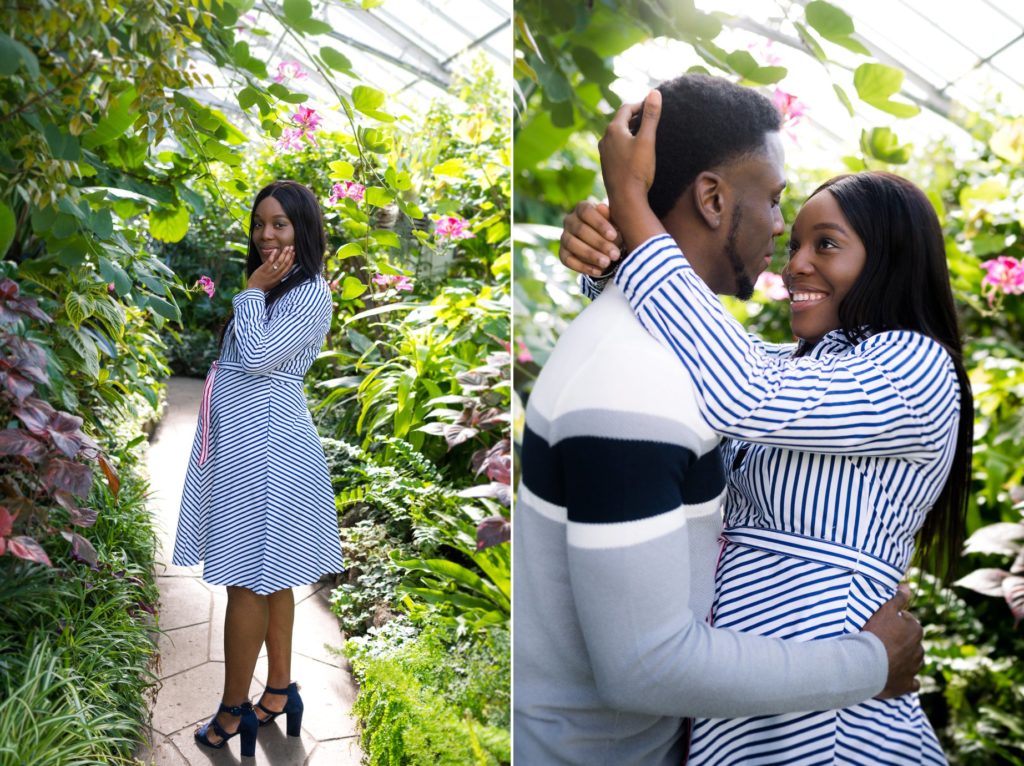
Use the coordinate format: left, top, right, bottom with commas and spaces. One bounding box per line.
136, 377, 363, 765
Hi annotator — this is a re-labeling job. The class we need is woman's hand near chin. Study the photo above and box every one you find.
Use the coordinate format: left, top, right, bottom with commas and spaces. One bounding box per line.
247, 246, 295, 292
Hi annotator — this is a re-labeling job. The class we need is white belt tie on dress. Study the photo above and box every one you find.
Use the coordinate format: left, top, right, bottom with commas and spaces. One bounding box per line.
721, 526, 904, 590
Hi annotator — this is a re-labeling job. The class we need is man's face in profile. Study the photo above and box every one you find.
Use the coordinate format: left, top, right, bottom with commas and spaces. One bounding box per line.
718, 132, 787, 299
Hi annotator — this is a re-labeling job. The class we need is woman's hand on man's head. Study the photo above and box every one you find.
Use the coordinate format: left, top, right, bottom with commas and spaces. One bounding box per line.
559, 201, 624, 277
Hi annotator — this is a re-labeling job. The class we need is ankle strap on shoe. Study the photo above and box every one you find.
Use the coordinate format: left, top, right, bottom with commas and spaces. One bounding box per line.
218, 701, 253, 717
264, 683, 294, 695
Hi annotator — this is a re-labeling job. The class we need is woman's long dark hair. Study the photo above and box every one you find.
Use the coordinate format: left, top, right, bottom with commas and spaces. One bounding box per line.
219, 180, 327, 346
802, 171, 973, 582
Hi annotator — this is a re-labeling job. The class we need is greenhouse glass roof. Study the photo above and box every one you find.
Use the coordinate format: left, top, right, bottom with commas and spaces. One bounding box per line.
609, 0, 1024, 168
187, 0, 511, 126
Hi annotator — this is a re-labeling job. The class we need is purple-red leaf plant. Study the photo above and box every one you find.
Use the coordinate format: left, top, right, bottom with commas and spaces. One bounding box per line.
954, 510, 1024, 627
418, 351, 512, 551
0, 278, 116, 567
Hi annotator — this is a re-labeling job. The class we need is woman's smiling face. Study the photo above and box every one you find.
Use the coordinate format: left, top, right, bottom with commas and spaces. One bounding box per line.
251, 195, 295, 263
783, 190, 867, 344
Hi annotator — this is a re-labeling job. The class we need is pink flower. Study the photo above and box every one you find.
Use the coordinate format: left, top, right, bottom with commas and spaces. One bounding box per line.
772, 88, 807, 139
372, 273, 413, 292
292, 106, 321, 131
434, 215, 474, 241
981, 255, 1024, 299
275, 127, 307, 152
273, 61, 308, 83
275, 107, 321, 152
195, 275, 215, 298
107, 283, 116, 294
755, 271, 789, 301
329, 181, 365, 204
515, 339, 534, 364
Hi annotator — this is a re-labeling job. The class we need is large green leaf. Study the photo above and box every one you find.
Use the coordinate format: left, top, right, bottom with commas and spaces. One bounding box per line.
531, 57, 572, 103
146, 294, 181, 322
370, 230, 400, 249
282, 1, 330, 34
42, 123, 80, 161
64, 293, 93, 329
853, 63, 920, 118
282, 0, 312, 21
432, 158, 467, 178
397, 585, 498, 614
365, 187, 395, 207
394, 366, 418, 437
329, 160, 355, 180
805, 0, 871, 55
0, 32, 39, 77
860, 127, 912, 165
320, 46, 354, 75
148, 204, 190, 242
724, 50, 786, 85
352, 85, 392, 121
57, 325, 99, 378
82, 87, 137, 149
335, 242, 362, 259
99, 257, 132, 296
392, 554, 509, 610
340, 275, 367, 300
0, 202, 14, 258
237, 85, 259, 110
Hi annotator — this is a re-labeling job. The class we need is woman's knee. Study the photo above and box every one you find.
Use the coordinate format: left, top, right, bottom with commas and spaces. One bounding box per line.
226, 585, 266, 603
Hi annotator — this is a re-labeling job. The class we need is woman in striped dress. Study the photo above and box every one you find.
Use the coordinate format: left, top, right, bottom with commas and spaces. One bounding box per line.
172, 180, 345, 756
564, 95, 972, 764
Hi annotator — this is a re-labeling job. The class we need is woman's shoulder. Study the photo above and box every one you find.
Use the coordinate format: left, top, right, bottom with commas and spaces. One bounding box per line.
281, 273, 330, 307
858, 329, 956, 378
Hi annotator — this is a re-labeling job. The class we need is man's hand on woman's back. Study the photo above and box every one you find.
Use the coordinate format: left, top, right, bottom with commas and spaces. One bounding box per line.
863, 584, 925, 699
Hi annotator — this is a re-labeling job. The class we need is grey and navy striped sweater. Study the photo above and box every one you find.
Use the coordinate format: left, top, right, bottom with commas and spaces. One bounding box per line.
513, 281, 887, 766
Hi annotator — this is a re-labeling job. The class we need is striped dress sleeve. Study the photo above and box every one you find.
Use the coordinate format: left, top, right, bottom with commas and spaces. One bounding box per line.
579, 272, 613, 300
231, 280, 331, 373
614, 234, 960, 461
580, 272, 798, 358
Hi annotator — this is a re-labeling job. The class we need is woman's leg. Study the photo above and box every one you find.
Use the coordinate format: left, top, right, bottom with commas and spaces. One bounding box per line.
256, 586, 295, 719
200, 586, 269, 743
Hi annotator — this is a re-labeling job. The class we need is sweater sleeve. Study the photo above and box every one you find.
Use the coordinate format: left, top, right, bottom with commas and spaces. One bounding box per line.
613, 234, 960, 460
558, 407, 888, 718
230, 280, 331, 374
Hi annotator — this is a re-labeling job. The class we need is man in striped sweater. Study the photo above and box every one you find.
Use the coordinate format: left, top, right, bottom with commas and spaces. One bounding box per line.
513, 74, 924, 765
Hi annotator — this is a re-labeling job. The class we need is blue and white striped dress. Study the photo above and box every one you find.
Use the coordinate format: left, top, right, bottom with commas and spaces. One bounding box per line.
172, 273, 345, 595
612, 235, 956, 765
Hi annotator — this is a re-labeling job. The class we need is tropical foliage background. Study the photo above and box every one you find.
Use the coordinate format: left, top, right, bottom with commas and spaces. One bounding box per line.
0, 0, 509, 763
514, 1, 1024, 764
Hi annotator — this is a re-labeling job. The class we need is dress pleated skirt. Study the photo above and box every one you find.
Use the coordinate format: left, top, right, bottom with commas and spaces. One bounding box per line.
172, 361, 345, 595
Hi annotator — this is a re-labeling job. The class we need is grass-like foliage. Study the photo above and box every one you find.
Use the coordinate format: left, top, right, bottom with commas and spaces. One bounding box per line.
0, 442, 158, 765
348, 617, 510, 766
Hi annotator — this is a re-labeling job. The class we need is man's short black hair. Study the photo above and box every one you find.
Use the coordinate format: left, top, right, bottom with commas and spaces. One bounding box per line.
645, 74, 782, 218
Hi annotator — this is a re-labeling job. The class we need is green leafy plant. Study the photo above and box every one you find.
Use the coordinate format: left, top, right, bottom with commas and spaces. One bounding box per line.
0, 278, 119, 568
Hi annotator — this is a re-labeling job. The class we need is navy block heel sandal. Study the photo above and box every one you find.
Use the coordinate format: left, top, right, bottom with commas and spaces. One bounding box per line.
256, 682, 304, 737
195, 701, 259, 757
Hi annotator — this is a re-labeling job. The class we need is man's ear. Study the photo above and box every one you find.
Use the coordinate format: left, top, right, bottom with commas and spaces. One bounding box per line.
693, 171, 726, 230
